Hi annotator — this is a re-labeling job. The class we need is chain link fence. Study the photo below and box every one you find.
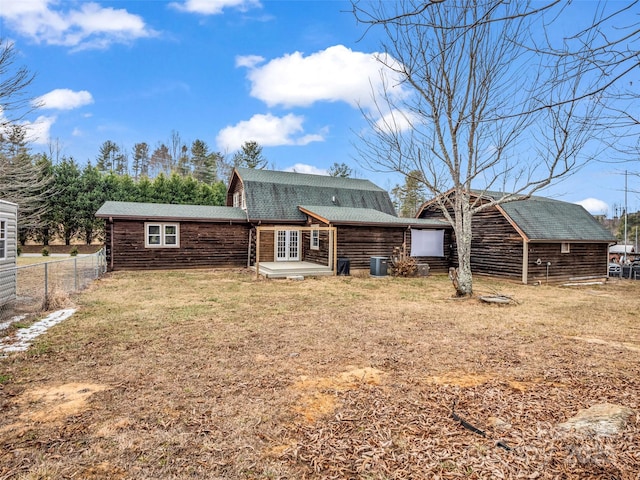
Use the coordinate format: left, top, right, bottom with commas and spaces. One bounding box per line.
0, 249, 107, 322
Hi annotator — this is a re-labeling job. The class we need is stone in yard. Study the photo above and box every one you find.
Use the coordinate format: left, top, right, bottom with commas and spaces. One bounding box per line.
558, 403, 635, 436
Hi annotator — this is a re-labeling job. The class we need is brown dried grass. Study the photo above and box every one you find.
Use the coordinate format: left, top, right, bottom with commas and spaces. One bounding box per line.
0, 270, 639, 479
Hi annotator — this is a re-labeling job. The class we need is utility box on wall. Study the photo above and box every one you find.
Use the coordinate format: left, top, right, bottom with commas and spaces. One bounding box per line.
370, 256, 388, 277
337, 257, 350, 276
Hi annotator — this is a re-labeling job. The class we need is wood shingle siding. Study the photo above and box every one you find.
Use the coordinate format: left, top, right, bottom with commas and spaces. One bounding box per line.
105, 220, 250, 271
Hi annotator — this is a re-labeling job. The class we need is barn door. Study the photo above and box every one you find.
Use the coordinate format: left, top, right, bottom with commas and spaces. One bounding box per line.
276, 230, 300, 261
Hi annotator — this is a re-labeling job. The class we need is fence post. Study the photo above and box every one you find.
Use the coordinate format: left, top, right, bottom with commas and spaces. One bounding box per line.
44, 262, 48, 300
74, 257, 78, 290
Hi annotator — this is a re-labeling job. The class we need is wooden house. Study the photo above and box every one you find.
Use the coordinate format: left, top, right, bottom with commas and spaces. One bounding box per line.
228, 168, 450, 276
96, 168, 450, 276
96, 202, 251, 271
417, 191, 616, 284
0, 199, 18, 308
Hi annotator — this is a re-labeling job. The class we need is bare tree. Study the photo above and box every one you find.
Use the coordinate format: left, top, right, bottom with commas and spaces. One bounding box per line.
0, 39, 36, 127
353, 0, 634, 295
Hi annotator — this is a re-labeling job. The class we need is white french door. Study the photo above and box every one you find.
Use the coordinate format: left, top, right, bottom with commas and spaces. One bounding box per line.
276, 230, 300, 261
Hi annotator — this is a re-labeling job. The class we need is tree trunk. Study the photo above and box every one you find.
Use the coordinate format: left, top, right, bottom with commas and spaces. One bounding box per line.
453, 194, 473, 296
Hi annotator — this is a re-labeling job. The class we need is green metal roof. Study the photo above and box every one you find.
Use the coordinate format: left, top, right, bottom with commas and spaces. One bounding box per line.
477, 191, 616, 242
300, 205, 449, 227
95, 201, 247, 221
236, 168, 396, 222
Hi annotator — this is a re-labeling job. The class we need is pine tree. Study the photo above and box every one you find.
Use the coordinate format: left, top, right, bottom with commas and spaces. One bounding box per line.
391, 170, 427, 218
232, 141, 267, 169
328, 162, 352, 178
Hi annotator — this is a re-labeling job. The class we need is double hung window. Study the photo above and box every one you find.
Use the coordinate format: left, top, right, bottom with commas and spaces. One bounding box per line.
145, 223, 180, 248
310, 225, 319, 250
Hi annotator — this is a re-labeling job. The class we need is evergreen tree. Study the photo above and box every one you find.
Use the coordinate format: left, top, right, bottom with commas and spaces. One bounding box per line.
391, 170, 428, 218
328, 162, 352, 178
137, 176, 153, 202
0, 124, 52, 238
232, 140, 267, 169
132, 142, 150, 179
52, 158, 82, 245
78, 163, 104, 244
196, 181, 227, 205
152, 173, 171, 203
191, 139, 219, 183
96, 140, 119, 173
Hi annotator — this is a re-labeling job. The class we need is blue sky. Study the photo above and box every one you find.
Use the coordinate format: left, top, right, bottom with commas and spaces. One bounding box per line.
0, 0, 638, 217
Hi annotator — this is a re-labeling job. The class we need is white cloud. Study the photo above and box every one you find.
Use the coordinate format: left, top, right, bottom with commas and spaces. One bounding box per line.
0, 106, 54, 145
576, 198, 609, 215
170, 0, 261, 15
284, 164, 328, 176
374, 108, 418, 135
235, 55, 264, 69
239, 45, 407, 110
22, 115, 57, 145
0, 0, 155, 50
216, 113, 325, 151
34, 89, 93, 110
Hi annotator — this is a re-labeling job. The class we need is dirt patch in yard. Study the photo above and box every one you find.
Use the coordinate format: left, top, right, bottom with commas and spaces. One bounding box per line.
1, 270, 639, 479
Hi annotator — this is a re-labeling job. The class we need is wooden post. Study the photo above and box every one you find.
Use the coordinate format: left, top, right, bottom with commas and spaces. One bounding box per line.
521, 239, 528, 284
255, 227, 261, 279
332, 226, 337, 275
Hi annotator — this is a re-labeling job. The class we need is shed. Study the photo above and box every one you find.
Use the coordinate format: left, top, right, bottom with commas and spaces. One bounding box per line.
417, 191, 616, 284
0, 200, 18, 308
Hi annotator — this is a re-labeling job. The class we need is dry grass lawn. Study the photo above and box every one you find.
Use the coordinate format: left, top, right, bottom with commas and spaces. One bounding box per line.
1, 269, 639, 479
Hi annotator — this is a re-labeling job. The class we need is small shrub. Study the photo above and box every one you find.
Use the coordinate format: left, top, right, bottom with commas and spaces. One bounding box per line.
44, 289, 72, 311
17, 245, 22, 256
42, 247, 50, 257
70, 246, 79, 256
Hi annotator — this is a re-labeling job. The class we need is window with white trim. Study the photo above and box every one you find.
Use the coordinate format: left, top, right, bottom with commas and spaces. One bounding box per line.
0, 220, 5, 259
145, 223, 180, 248
561, 242, 570, 254
310, 225, 319, 250
233, 189, 246, 209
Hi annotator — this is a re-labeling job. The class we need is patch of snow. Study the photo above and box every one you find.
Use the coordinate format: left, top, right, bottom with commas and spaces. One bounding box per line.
0, 314, 28, 332
0, 309, 76, 354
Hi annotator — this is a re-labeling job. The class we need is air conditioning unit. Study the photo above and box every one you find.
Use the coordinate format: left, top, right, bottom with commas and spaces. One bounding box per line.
370, 256, 388, 277
416, 263, 430, 277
